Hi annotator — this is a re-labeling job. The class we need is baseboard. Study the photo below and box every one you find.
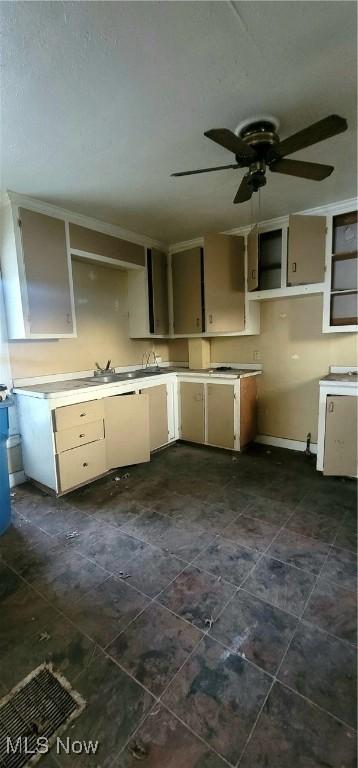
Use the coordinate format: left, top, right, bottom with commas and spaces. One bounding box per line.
255, 435, 318, 454
9, 470, 27, 488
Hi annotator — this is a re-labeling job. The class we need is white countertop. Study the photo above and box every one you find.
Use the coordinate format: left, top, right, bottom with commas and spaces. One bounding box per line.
319, 372, 358, 387
13, 366, 262, 399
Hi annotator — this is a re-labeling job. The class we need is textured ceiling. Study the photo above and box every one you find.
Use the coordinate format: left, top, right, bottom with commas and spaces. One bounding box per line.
1, 1, 357, 243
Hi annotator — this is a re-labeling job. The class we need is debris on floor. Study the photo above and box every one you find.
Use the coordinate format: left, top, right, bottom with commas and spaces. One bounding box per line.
65, 530, 80, 539
205, 616, 214, 629
115, 473, 130, 482
118, 571, 131, 579
38, 631, 51, 642
127, 741, 149, 760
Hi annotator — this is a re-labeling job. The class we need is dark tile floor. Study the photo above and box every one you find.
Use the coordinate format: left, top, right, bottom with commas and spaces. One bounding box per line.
0, 442, 357, 767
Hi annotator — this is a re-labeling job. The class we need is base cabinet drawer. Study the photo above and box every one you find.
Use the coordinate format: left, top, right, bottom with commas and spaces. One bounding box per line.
54, 399, 104, 431
57, 440, 106, 492
55, 420, 104, 453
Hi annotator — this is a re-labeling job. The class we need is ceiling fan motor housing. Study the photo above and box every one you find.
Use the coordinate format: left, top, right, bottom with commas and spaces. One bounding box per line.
235, 118, 280, 164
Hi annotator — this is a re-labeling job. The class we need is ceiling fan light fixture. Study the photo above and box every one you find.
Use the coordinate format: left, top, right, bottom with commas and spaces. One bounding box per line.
235, 114, 280, 137
172, 113, 347, 203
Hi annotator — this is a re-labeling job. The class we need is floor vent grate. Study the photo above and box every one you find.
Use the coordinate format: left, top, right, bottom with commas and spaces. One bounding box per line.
0, 664, 85, 768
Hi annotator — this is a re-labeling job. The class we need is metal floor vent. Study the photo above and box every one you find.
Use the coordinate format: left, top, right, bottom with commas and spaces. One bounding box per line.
0, 664, 86, 768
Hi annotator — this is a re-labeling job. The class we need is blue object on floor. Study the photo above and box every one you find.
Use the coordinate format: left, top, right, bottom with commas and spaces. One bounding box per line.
0, 397, 14, 535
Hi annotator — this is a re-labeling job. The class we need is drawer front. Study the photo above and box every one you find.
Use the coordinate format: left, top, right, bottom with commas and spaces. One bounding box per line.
57, 440, 106, 492
55, 420, 104, 453
54, 399, 104, 431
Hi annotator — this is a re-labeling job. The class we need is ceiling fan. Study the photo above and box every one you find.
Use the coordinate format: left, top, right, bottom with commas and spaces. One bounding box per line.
171, 114, 348, 204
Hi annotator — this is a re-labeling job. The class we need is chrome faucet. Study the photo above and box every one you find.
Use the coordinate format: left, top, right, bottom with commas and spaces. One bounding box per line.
94, 360, 115, 376
142, 350, 159, 369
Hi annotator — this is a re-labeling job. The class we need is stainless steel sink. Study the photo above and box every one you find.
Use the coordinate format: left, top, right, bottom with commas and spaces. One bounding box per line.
84, 368, 165, 384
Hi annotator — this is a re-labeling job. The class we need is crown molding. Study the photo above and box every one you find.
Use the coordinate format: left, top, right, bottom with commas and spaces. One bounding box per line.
169, 196, 358, 252
4, 190, 167, 252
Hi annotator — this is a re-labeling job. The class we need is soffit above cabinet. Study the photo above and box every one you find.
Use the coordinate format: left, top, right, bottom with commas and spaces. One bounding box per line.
69, 223, 145, 267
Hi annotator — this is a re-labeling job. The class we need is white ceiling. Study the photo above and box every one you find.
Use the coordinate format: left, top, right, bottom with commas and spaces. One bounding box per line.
1, 1, 357, 243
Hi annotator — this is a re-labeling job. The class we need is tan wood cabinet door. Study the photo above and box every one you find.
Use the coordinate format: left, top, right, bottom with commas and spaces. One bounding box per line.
207, 383, 234, 449
19, 208, 73, 335
180, 382, 205, 442
247, 225, 259, 291
145, 384, 168, 451
287, 215, 326, 285
104, 393, 150, 470
323, 395, 357, 477
204, 234, 245, 333
172, 248, 203, 334
151, 249, 169, 334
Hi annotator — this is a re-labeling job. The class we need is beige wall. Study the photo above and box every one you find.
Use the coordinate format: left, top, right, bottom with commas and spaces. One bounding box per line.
9, 259, 186, 379
210, 295, 357, 442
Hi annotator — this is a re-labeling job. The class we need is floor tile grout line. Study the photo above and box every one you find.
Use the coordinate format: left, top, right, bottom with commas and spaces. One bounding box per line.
3, 517, 355, 665
237, 536, 357, 766
6, 459, 357, 764
236, 584, 357, 648
277, 678, 358, 732
297, 517, 343, 623
3, 562, 356, 760
112, 694, 237, 768
205, 506, 320, 638
236, 677, 275, 768
161, 699, 237, 768
102, 558, 202, 653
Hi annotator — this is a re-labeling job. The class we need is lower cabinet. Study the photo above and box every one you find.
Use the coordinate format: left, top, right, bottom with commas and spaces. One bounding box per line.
323, 395, 357, 476
207, 384, 234, 449
179, 378, 257, 451
104, 393, 150, 469
180, 382, 205, 443
144, 384, 169, 451
54, 393, 150, 492
57, 440, 106, 493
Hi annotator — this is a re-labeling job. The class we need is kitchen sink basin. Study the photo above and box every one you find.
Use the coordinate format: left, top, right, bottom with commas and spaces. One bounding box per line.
84, 368, 165, 384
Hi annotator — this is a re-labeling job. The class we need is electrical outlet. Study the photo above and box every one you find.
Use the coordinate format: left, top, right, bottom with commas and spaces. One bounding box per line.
253, 350, 260, 362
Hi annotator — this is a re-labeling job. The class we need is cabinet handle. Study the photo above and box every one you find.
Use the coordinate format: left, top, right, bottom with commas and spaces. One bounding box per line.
80, 412, 86, 417
79, 433, 85, 438
209, 314, 213, 324
328, 402, 334, 413
292, 262, 297, 273
66, 313, 72, 324
83, 462, 88, 468
251, 269, 256, 279
196, 317, 200, 327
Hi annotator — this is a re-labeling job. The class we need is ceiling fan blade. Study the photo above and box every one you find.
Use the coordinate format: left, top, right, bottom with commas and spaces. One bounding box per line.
171, 163, 239, 177
270, 158, 334, 181
234, 175, 253, 204
272, 115, 347, 158
204, 129, 257, 163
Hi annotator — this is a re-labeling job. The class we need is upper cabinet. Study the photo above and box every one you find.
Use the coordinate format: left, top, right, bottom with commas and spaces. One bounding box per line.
247, 225, 259, 292
0, 204, 76, 339
247, 214, 326, 298
172, 247, 203, 334
69, 224, 145, 267
148, 249, 169, 335
287, 214, 326, 285
128, 247, 170, 338
323, 209, 357, 333
203, 234, 245, 333
171, 236, 246, 336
